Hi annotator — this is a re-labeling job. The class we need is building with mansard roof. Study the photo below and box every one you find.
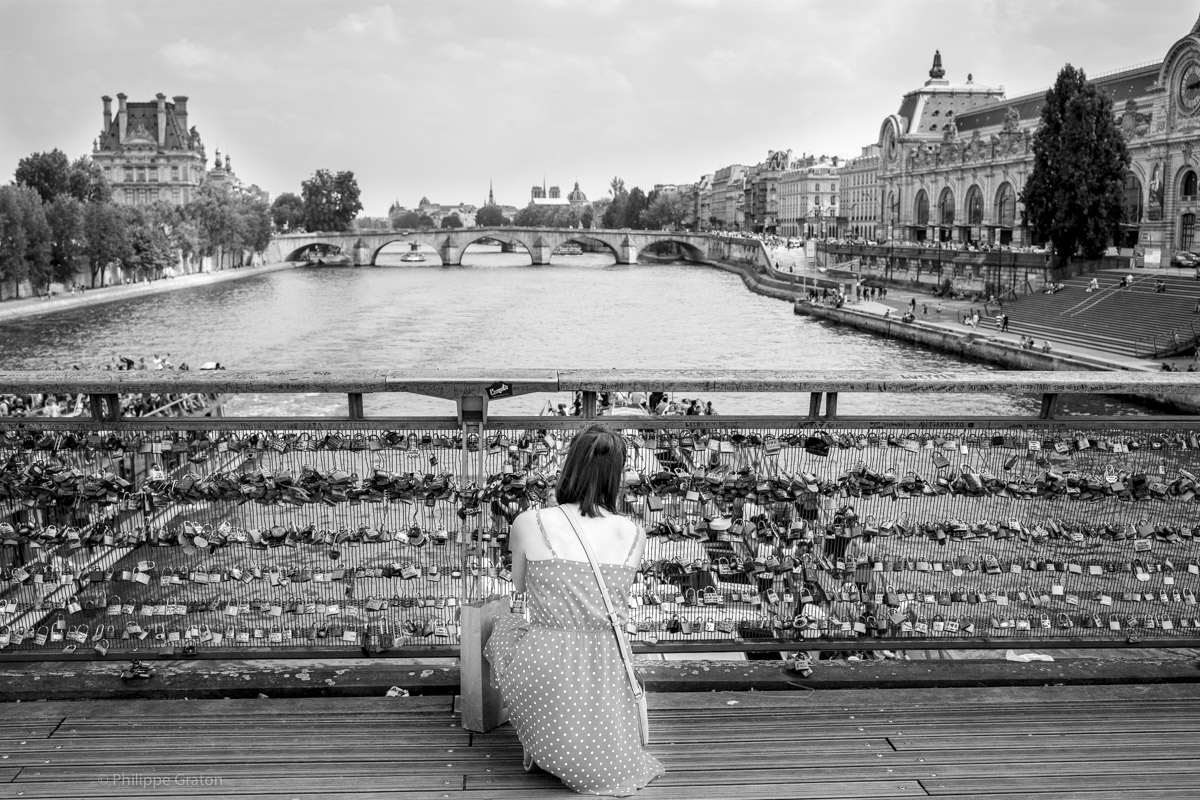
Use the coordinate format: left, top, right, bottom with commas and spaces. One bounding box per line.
875, 17, 1200, 264
92, 93, 207, 207
92, 93, 266, 208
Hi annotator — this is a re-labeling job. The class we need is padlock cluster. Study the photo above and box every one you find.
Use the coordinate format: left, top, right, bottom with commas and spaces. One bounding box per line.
4, 421, 1200, 654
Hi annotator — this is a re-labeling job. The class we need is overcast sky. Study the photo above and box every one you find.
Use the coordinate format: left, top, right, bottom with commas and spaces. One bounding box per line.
1, 0, 1195, 215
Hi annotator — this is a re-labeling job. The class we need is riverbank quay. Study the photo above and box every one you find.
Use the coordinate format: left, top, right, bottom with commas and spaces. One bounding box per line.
0, 262, 297, 326
792, 298, 1200, 414
1, 684, 1196, 800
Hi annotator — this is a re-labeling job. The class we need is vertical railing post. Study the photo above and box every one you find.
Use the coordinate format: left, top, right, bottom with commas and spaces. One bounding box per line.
90, 394, 121, 424
581, 391, 597, 419
808, 393, 823, 418
1039, 393, 1059, 420
347, 393, 364, 420
824, 392, 839, 419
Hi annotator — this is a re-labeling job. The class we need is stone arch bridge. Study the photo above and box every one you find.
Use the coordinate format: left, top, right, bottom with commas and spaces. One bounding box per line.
264, 228, 731, 266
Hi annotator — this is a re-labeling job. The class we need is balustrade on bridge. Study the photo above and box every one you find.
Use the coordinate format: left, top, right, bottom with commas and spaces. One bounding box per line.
2, 369, 1200, 662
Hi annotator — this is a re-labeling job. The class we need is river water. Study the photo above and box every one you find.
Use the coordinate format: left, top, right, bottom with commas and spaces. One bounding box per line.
0, 245, 1144, 418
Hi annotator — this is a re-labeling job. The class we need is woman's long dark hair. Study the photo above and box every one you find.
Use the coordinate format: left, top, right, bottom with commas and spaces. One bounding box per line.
555, 425, 626, 518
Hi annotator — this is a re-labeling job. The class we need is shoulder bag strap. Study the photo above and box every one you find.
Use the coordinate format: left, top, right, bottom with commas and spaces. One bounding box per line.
559, 507, 644, 701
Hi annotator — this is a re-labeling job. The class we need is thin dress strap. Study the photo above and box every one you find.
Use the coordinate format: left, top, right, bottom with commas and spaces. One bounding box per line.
622, 524, 641, 566
534, 508, 558, 558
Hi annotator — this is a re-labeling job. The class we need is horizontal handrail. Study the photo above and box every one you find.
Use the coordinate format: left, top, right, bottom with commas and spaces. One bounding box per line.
4, 369, 1200, 397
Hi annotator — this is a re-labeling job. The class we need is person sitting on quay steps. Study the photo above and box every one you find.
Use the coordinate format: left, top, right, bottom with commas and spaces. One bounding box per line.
900, 311, 915, 323
1156, 280, 1167, 293
1086, 276, 1100, 293
1041, 340, 1052, 353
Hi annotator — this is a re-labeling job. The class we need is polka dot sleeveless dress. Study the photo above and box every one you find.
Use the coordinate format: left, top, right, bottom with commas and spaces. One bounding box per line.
486, 511, 665, 796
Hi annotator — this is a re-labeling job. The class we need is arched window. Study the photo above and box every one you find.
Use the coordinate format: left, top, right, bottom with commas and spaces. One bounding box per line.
938, 187, 955, 226
965, 186, 984, 225
996, 182, 1016, 228
1123, 172, 1143, 223
1183, 170, 1198, 199
915, 190, 930, 227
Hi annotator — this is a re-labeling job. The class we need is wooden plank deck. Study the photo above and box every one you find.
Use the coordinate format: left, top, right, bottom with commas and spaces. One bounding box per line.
0, 685, 1198, 799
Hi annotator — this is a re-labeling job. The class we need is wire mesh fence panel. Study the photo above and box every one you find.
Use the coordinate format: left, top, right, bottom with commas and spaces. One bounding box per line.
3, 412, 1200, 657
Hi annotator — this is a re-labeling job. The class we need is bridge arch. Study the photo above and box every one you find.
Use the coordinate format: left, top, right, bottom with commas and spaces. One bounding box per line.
283, 241, 350, 263
369, 236, 445, 265
636, 237, 706, 262
555, 235, 620, 260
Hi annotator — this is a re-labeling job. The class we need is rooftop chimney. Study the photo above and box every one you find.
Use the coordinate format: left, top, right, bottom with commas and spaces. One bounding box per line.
101, 95, 112, 134
156, 93, 167, 146
116, 93, 127, 143
172, 95, 188, 138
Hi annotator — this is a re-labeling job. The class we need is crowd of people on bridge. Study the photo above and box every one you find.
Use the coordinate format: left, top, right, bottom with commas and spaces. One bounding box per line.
542, 392, 717, 417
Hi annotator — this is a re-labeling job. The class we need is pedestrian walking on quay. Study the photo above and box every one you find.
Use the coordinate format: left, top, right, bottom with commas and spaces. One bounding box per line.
485, 426, 665, 796
1000, 313, 1010, 332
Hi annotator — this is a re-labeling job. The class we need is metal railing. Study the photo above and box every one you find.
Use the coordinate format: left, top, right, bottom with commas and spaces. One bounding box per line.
3, 370, 1200, 661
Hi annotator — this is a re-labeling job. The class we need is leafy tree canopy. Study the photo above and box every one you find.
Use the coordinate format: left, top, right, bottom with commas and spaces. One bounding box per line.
1020, 64, 1130, 264
301, 169, 362, 232
474, 204, 510, 227
14, 150, 110, 204
392, 210, 422, 229
14, 149, 71, 203
440, 213, 463, 229
270, 192, 305, 232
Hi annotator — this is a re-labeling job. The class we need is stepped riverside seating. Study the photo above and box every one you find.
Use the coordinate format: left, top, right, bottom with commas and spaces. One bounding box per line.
1000, 270, 1200, 357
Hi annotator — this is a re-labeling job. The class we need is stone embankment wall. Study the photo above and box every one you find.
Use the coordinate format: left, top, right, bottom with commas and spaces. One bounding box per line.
689, 243, 1200, 414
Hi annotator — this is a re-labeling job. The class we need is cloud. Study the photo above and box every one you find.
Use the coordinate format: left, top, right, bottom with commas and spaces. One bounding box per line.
159, 39, 219, 69
157, 38, 273, 83
337, 5, 403, 44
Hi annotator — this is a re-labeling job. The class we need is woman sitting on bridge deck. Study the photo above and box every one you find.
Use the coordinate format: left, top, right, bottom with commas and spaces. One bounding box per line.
486, 427, 664, 796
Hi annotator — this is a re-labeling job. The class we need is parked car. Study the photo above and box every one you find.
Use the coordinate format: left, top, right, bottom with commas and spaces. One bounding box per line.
1171, 251, 1198, 267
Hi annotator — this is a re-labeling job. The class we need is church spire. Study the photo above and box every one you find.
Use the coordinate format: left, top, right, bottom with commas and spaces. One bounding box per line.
1193, 11, 1200, 35
488, 179, 494, 206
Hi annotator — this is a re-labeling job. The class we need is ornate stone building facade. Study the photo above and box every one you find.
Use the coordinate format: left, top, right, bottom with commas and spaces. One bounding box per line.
876, 18, 1200, 263
92, 94, 206, 207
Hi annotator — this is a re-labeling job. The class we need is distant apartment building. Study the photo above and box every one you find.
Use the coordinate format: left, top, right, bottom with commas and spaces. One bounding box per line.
840, 144, 881, 239
778, 155, 840, 238
694, 173, 713, 231
742, 150, 792, 234
711, 165, 746, 230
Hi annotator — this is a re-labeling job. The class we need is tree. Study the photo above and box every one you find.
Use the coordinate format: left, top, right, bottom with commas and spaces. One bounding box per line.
187, 182, 240, 270
1020, 64, 1130, 265
474, 204, 510, 227
238, 195, 273, 256
624, 187, 648, 229
440, 213, 463, 229
0, 185, 51, 297
82, 200, 130, 287
45, 195, 85, 285
270, 192, 305, 232
641, 192, 689, 231
392, 210, 421, 229
67, 156, 111, 203
416, 213, 434, 228
14, 151, 109, 205
123, 207, 175, 280
14, 149, 71, 204
301, 169, 362, 232
601, 177, 630, 229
